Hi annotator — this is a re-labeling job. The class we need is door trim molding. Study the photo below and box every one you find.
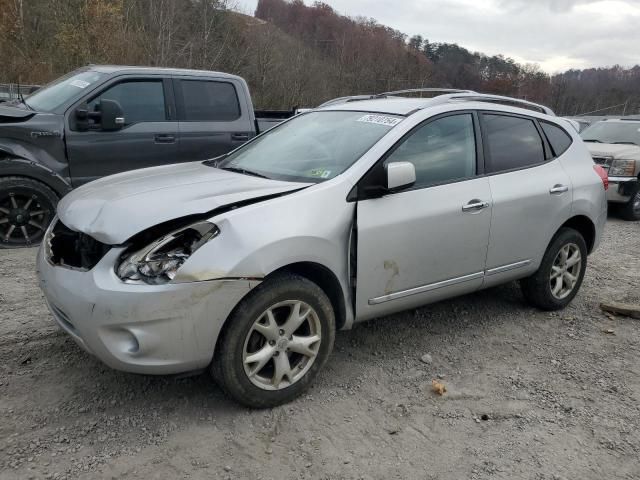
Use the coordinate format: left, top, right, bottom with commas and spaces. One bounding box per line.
485, 259, 531, 276
368, 271, 484, 305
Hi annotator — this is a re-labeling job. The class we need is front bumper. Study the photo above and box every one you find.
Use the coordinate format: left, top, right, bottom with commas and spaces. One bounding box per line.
37, 246, 257, 375
607, 176, 638, 203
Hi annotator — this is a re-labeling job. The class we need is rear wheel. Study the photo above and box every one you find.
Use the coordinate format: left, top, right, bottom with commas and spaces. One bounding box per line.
520, 227, 588, 311
621, 187, 640, 221
0, 177, 58, 248
212, 273, 335, 408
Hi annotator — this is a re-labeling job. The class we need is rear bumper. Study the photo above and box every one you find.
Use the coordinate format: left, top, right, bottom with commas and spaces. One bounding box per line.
607, 176, 638, 203
37, 246, 257, 375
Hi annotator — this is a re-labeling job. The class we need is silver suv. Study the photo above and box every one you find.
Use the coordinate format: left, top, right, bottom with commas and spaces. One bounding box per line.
37, 91, 608, 408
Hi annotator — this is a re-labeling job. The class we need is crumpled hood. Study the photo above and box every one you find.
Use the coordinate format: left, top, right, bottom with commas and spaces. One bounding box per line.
586, 143, 640, 160
57, 162, 310, 244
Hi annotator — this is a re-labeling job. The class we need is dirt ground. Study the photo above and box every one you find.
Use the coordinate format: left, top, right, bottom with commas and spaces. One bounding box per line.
1, 215, 639, 480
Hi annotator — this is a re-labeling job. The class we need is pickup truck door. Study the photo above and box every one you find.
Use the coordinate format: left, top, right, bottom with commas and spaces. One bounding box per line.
355, 112, 492, 321
173, 76, 255, 161
65, 77, 179, 186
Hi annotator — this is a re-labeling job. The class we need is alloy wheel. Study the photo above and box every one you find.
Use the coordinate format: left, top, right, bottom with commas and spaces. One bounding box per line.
550, 243, 582, 300
242, 300, 322, 391
0, 190, 53, 247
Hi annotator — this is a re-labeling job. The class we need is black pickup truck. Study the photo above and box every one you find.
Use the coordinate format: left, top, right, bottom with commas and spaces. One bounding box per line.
0, 66, 295, 247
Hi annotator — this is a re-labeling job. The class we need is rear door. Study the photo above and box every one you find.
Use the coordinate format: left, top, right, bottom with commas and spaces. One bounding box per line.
65, 77, 179, 185
174, 77, 254, 161
480, 112, 573, 287
355, 112, 493, 321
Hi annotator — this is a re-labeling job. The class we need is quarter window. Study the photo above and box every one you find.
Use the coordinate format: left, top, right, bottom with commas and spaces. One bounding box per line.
541, 121, 572, 157
483, 114, 545, 173
384, 114, 477, 188
179, 80, 241, 121
87, 80, 167, 125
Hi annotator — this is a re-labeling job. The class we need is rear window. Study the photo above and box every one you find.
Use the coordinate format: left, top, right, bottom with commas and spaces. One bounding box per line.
483, 114, 545, 173
179, 80, 241, 121
541, 121, 572, 157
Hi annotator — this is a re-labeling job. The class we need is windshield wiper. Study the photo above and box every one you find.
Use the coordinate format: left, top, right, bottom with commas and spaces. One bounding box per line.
612, 141, 638, 146
583, 139, 602, 143
220, 166, 271, 179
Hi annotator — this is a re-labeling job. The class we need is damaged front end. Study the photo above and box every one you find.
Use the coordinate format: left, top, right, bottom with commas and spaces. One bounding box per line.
45, 219, 111, 271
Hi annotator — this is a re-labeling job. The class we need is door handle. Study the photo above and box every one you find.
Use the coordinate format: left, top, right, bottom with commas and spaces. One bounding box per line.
462, 200, 490, 212
154, 134, 176, 144
232, 133, 250, 141
549, 184, 569, 195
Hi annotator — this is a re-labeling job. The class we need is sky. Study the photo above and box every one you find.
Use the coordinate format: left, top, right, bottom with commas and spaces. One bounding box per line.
232, 0, 640, 73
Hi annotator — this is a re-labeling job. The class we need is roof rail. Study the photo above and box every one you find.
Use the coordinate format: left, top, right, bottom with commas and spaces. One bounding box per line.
441, 93, 555, 116
379, 88, 475, 96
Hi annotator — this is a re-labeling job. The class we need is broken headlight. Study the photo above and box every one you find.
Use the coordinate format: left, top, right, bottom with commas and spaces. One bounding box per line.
116, 222, 219, 285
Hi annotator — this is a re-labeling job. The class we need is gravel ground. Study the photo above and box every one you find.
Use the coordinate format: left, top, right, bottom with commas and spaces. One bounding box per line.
1, 216, 639, 480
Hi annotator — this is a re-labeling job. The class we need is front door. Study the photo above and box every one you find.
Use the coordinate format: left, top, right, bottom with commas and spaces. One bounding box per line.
355, 112, 493, 321
66, 78, 179, 186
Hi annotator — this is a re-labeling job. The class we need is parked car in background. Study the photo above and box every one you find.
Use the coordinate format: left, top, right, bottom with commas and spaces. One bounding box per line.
581, 118, 640, 220
0, 66, 296, 248
38, 90, 607, 408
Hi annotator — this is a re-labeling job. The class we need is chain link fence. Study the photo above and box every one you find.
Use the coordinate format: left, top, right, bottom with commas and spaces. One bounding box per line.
0, 83, 40, 102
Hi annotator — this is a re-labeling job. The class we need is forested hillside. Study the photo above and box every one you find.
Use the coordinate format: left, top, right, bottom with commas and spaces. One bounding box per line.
1, 0, 639, 115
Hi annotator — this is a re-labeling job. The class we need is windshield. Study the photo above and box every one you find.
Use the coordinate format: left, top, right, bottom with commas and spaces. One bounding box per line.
216, 111, 402, 183
581, 121, 640, 146
25, 70, 107, 112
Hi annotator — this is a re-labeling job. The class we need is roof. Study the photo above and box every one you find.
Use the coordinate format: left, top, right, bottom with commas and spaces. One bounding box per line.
319, 97, 434, 116
86, 65, 243, 81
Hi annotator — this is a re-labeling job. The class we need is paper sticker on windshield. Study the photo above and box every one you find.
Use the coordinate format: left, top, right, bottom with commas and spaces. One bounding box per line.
310, 168, 332, 179
70, 79, 90, 89
357, 114, 402, 127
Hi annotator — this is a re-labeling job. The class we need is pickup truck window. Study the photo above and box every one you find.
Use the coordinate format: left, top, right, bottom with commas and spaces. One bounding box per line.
216, 111, 400, 183
178, 80, 241, 121
87, 80, 167, 125
25, 70, 106, 112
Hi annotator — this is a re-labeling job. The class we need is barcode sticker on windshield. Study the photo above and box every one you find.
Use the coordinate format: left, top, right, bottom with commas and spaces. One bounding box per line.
357, 114, 402, 127
70, 80, 90, 89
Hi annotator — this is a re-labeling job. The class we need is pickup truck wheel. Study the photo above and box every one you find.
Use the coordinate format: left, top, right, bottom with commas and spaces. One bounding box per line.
520, 227, 588, 311
621, 187, 640, 221
0, 177, 58, 248
212, 273, 335, 408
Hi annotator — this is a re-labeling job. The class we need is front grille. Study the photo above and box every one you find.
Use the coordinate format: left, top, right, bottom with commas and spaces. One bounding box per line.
592, 156, 613, 169
47, 220, 111, 271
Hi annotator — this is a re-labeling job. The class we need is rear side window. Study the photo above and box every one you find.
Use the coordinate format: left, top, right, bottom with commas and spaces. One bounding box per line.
179, 80, 241, 121
483, 114, 545, 173
541, 121, 573, 157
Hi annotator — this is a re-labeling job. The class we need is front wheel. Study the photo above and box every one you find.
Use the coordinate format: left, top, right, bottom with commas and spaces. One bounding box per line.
520, 227, 588, 311
0, 176, 58, 248
621, 187, 640, 221
212, 274, 336, 408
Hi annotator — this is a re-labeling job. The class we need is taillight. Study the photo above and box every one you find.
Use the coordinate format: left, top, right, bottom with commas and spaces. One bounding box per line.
593, 165, 609, 190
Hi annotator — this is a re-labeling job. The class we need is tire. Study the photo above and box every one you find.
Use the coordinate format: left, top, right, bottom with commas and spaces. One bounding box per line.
212, 273, 336, 408
0, 176, 58, 248
520, 227, 588, 311
621, 186, 640, 221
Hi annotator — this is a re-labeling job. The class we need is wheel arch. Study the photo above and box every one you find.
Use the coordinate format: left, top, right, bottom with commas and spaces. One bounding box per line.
0, 157, 71, 197
558, 215, 596, 254
267, 262, 348, 331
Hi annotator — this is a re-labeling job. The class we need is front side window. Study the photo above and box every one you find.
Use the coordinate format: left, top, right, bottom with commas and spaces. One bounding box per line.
384, 114, 477, 188
483, 114, 545, 173
88, 81, 166, 125
216, 111, 400, 183
179, 80, 241, 121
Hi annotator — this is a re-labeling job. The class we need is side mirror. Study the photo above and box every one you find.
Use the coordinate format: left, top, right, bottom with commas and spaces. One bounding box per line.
386, 161, 416, 191
99, 99, 125, 131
